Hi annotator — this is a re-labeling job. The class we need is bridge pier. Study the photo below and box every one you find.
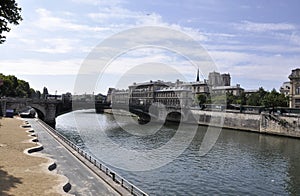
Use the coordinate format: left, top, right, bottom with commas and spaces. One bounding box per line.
44, 103, 57, 127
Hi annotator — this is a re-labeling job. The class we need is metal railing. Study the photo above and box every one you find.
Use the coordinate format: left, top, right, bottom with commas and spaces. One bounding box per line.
38, 119, 148, 196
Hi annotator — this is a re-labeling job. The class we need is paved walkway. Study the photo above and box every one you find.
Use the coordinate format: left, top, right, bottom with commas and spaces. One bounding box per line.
26, 119, 120, 196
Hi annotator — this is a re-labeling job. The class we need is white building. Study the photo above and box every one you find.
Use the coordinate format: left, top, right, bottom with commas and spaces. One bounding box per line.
280, 81, 291, 97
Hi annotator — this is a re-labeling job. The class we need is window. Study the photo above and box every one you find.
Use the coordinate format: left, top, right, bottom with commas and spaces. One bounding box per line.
296, 87, 300, 95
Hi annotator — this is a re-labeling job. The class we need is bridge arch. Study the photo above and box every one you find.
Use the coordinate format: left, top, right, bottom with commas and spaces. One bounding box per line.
166, 111, 184, 123
30, 106, 45, 120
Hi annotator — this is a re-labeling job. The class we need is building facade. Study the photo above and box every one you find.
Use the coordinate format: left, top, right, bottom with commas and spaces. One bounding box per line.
208, 71, 223, 86
280, 81, 291, 97
108, 70, 244, 109
128, 80, 170, 111
212, 84, 244, 96
111, 89, 129, 106
208, 71, 231, 87
221, 73, 231, 86
155, 87, 192, 108
289, 68, 300, 108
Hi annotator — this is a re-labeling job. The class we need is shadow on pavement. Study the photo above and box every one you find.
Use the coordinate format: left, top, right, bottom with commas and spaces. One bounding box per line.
0, 166, 23, 195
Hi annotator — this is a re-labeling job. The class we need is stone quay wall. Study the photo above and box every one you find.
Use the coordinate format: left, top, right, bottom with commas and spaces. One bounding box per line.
191, 110, 300, 138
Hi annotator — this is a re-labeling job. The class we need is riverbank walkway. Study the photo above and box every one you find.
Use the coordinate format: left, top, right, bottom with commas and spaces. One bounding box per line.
26, 118, 124, 196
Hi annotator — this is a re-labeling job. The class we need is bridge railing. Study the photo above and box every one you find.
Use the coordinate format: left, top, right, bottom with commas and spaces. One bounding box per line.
37, 119, 148, 196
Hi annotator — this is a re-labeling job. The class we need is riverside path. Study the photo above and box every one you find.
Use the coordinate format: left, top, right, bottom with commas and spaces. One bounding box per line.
26, 118, 122, 196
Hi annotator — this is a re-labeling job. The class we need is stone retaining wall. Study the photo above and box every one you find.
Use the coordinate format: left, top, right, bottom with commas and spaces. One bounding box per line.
191, 110, 300, 138
191, 110, 261, 132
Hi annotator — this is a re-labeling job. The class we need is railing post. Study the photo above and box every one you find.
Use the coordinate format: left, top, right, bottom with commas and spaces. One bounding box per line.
131, 185, 134, 194
110, 172, 115, 181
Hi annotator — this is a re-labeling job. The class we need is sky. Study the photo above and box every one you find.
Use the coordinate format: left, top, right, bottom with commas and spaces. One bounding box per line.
1, 0, 300, 94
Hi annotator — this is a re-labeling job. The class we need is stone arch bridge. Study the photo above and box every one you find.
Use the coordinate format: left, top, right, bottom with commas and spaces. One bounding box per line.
112, 104, 197, 123
0, 98, 72, 126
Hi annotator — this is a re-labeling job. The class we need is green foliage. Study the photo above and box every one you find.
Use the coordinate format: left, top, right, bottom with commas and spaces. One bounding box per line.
212, 92, 247, 105
262, 88, 288, 108
244, 87, 288, 107
246, 93, 261, 106
200, 87, 288, 108
246, 87, 267, 106
196, 94, 207, 105
0, 73, 36, 98
0, 0, 22, 43
211, 94, 227, 104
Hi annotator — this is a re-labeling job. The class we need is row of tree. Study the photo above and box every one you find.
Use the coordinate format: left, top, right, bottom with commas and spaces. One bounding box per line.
196, 87, 289, 108
0, 73, 49, 99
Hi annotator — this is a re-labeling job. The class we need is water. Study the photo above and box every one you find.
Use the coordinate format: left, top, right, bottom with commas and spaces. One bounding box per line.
56, 109, 300, 195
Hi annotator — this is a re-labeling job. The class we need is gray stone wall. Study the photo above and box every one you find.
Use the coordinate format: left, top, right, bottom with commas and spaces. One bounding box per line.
191, 110, 300, 138
191, 110, 261, 132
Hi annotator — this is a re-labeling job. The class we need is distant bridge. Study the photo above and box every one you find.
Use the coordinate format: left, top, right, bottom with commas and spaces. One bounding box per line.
111, 103, 196, 123
0, 97, 72, 126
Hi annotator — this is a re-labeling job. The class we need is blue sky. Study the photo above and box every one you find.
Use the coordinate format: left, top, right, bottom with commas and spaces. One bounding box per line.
1, 0, 300, 94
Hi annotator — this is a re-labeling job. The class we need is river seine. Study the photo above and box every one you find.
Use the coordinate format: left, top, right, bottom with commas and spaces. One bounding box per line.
56, 109, 300, 195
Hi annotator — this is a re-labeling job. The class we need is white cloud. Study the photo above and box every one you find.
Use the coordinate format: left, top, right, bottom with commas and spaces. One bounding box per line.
87, 6, 208, 42
235, 21, 296, 32
70, 0, 123, 6
34, 8, 109, 33
69, 0, 99, 5
32, 38, 81, 54
88, 7, 167, 28
0, 59, 82, 75
290, 32, 300, 45
206, 43, 300, 54
210, 50, 300, 83
34, 8, 88, 31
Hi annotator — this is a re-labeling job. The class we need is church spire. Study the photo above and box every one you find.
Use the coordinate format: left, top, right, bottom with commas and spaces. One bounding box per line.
196, 68, 200, 82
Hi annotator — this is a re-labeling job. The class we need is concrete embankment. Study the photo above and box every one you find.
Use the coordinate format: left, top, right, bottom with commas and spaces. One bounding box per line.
191, 110, 300, 138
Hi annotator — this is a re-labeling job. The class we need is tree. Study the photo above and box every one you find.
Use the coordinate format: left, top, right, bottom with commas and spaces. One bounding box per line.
263, 88, 288, 108
246, 93, 261, 106
196, 94, 207, 105
263, 89, 277, 108
276, 93, 289, 107
0, 0, 22, 44
226, 92, 236, 105
0, 73, 34, 97
211, 94, 227, 104
246, 87, 267, 106
42, 87, 48, 99
35, 90, 41, 99
236, 92, 246, 105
